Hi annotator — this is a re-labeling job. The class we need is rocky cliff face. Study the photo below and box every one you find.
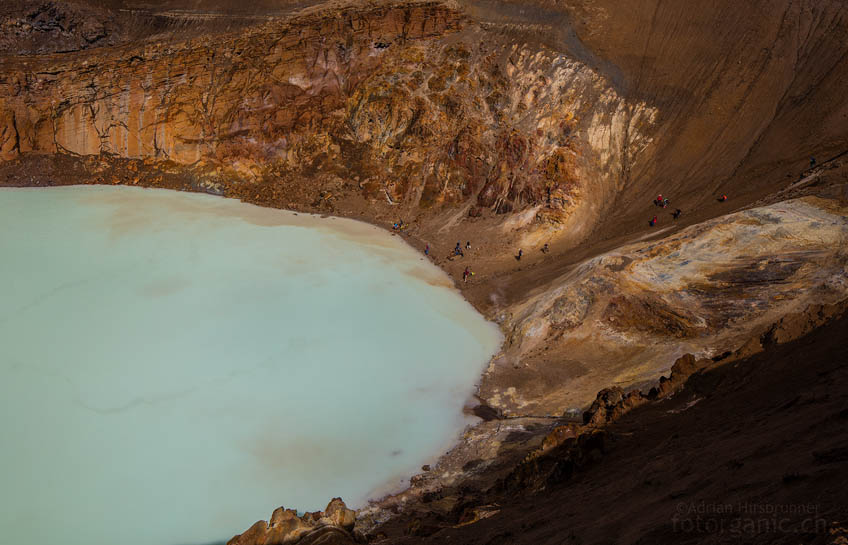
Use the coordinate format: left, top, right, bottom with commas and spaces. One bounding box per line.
0, 0, 654, 234
0, 1, 120, 55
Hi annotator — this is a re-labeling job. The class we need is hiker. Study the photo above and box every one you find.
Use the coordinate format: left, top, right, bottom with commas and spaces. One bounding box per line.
655, 194, 663, 207
517, 249, 523, 260
810, 156, 816, 169
393, 219, 404, 230
542, 243, 549, 253
650, 215, 657, 227
662, 197, 670, 208
719, 194, 728, 202
463, 267, 471, 282
465, 241, 471, 250
424, 244, 429, 256
455, 241, 463, 256
672, 208, 682, 220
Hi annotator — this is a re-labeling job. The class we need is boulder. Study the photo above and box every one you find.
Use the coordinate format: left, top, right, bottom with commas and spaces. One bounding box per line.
321, 498, 356, 531
582, 386, 625, 425
265, 507, 313, 545
228, 499, 356, 545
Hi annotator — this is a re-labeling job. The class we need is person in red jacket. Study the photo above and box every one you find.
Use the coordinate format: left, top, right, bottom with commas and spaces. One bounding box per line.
650, 215, 658, 226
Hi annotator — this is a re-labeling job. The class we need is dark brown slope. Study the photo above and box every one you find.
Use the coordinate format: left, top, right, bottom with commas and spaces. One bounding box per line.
377, 308, 848, 544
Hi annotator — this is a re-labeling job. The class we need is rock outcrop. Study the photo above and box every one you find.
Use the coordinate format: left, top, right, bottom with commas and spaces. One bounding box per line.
228, 498, 356, 545
481, 196, 848, 415
0, 1, 120, 55
579, 353, 711, 427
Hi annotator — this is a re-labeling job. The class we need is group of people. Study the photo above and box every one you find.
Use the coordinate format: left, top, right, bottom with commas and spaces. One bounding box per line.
443, 241, 473, 282
659, 155, 813, 231
403, 174, 760, 286
419, 235, 553, 284
650, 194, 675, 226
395, 220, 476, 282
414, 187, 734, 283
650, 190, 732, 226
650, 207, 683, 226
454, 240, 471, 257
456, 242, 475, 280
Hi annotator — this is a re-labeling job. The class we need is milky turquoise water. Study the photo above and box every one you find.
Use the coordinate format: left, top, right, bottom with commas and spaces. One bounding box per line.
0, 186, 501, 545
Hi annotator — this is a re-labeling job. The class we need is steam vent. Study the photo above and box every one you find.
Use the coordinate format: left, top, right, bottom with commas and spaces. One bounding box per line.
1, 1, 847, 544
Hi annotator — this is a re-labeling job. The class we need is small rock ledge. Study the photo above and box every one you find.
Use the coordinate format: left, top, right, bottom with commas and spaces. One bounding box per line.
228, 498, 356, 545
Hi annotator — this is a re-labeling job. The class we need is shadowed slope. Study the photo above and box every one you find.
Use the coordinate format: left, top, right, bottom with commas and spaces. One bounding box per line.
377, 305, 848, 544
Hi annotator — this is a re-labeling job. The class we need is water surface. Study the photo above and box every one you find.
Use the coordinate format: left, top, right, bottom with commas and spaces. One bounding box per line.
0, 186, 501, 545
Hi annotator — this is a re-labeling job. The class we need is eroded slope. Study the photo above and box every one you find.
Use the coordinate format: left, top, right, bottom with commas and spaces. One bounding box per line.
483, 197, 848, 415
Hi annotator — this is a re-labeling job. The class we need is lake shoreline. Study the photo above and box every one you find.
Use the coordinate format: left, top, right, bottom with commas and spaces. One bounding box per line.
0, 182, 504, 545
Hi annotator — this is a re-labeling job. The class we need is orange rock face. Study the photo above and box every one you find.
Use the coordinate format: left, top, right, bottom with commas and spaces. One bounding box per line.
0, 1, 652, 223
0, 4, 462, 162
